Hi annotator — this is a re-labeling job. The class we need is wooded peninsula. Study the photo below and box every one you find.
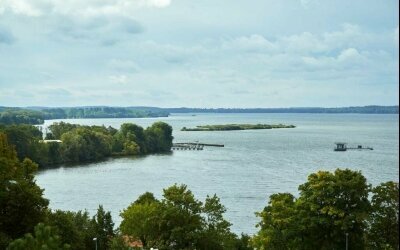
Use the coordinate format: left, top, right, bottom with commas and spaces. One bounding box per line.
0, 122, 173, 168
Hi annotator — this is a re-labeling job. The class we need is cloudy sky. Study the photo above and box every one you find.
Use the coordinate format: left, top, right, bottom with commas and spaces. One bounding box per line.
0, 0, 398, 107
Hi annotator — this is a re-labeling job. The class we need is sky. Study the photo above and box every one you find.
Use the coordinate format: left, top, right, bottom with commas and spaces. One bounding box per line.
0, 0, 399, 108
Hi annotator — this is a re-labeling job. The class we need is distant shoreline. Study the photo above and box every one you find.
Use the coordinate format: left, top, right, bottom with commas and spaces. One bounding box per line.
0, 105, 398, 126
164, 105, 399, 114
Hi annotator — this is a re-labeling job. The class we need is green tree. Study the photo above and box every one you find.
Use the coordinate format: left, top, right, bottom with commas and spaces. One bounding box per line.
198, 194, 238, 249
0, 133, 49, 249
0, 124, 49, 167
7, 223, 69, 250
159, 184, 204, 249
46, 210, 86, 250
120, 195, 161, 248
60, 127, 112, 162
92, 205, 115, 250
144, 122, 173, 153
48, 122, 80, 139
120, 185, 238, 250
297, 169, 370, 249
253, 169, 371, 250
46, 208, 114, 250
366, 181, 399, 249
252, 193, 298, 250
120, 123, 147, 154
109, 234, 132, 250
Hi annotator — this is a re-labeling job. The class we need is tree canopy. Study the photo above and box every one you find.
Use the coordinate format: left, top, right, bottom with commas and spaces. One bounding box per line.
0, 133, 49, 249
253, 169, 398, 250
120, 184, 249, 250
0, 122, 173, 168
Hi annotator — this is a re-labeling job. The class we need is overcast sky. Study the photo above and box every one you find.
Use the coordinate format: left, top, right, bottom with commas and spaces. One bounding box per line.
0, 0, 398, 108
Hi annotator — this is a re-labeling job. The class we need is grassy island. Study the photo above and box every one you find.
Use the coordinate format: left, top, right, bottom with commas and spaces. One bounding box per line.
181, 123, 296, 131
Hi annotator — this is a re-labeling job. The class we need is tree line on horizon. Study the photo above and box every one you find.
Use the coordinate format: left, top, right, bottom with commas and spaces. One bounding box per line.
164, 105, 399, 114
0, 107, 170, 125
0, 127, 398, 249
0, 105, 398, 125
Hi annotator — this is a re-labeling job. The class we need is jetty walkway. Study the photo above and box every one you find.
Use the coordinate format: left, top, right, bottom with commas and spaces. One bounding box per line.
172, 142, 224, 150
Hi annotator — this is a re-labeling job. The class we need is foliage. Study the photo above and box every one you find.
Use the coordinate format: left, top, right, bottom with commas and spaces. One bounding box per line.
46, 206, 115, 250
0, 107, 170, 125
46, 210, 93, 250
6, 223, 70, 250
144, 122, 173, 153
60, 127, 112, 162
120, 195, 161, 247
252, 169, 389, 250
0, 121, 173, 168
0, 108, 44, 125
0, 133, 49, 249
47, 122, 80, 140
42, 107, 169, 119
92, 205, 115, 250
297, 169, 370, 249
165, 106, 399, 114
366, 181, 399, 250
252, 193, 298, 250
120, 184, 237, 250
0, 124, 45, 164
109, 235, 132, 250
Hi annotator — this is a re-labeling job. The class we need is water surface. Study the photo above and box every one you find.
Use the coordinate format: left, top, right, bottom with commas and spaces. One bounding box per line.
36, 113, 399, 234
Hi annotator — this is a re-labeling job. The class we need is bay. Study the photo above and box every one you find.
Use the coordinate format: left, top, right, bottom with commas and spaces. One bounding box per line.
36, 113, 399, 234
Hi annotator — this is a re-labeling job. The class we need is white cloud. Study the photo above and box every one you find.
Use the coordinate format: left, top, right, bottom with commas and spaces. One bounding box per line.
222, 34, 277, 53
220, 24, 392, 57
0, 0, 42, 17
0, 0, 172, 17
281, 32, 328, 53
0, 0, 397, 108
108, 59, 141, 72
109, 74, 128, 84
337, 48, 363, 62
147, 0, 171, 8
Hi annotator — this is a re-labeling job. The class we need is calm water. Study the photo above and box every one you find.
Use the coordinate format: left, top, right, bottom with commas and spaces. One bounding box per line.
36, 113, 399, 234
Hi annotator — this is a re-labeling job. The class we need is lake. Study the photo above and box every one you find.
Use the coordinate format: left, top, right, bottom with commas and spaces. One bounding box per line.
36, 113, 399, 235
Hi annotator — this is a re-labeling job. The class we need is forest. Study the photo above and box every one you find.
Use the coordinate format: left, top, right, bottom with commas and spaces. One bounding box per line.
0, 107, 170, 125
165, 106, 399, 114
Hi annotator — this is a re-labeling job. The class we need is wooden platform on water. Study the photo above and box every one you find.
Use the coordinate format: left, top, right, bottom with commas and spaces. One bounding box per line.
172, 142, 224, 150
334, 142, 373, 152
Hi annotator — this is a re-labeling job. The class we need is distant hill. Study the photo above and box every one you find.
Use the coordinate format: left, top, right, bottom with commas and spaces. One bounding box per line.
0, 106, 169, 125
165, 106, 399, 114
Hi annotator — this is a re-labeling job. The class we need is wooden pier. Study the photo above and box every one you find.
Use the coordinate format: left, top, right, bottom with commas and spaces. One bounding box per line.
172, 142, 224, 150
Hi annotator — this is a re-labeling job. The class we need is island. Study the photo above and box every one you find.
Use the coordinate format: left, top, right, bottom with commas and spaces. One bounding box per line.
181, 124, 296, 131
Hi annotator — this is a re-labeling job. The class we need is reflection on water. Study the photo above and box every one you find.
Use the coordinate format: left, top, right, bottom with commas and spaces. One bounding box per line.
36, 113, 399, 234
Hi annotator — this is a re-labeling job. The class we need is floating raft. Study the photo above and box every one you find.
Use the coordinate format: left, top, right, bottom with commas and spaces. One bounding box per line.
334, 142, 373, 152
172, 142, 224, 150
